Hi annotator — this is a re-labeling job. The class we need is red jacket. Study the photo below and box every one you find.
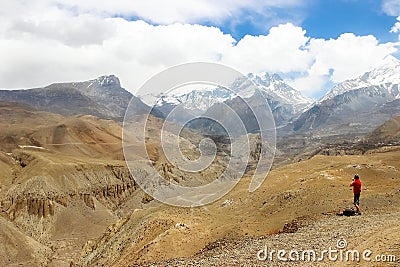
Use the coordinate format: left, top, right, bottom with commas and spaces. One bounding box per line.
350, 179, 362, 194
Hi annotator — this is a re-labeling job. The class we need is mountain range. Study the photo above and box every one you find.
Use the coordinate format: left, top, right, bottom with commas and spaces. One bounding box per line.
143, 73, 314, 128
322, 56, 400, 101
287, 56, 400, 136
142, 56, 400, 137
1, 56, 400, 138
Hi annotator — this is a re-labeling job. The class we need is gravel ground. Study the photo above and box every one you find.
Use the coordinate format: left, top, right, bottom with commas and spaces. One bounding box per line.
141, 210, 400, 267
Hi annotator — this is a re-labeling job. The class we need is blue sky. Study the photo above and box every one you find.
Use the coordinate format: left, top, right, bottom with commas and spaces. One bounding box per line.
302, 0, 398, 42
0, 0, 399, 99
210, 0, 399, 43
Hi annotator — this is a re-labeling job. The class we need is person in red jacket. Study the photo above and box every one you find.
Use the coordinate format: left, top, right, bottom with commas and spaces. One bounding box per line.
350, 174, 362, 215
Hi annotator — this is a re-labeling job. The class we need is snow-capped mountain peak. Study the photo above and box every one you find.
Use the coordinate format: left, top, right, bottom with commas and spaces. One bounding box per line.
141, 86, 233, 112
180, 87, 233, 111
322, 56, 400, 101
95, 75, 121, 87
360, 55, 400, 85
140, 72, 315, 127
248, 73, 313, 107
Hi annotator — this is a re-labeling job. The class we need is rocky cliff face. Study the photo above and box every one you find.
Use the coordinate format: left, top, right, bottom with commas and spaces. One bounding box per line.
0, 150, 147, 265
1, 160, 139, 220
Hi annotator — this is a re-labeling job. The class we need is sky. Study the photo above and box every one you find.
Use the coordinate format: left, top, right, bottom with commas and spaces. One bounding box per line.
0, 0, 400, 99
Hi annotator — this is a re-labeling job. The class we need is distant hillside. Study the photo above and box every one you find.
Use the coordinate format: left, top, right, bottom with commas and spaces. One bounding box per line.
0, 101, 124, 158
0, 75, 158, 121
366, 115, 400, 144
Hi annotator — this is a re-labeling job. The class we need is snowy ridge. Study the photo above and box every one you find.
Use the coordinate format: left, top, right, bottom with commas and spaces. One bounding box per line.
180, 87, 233, 111
71, 75, 121, 90
249, 73, 313, 105
322, 56, 400, 102
142, 87, 233, 111
96, 75, 120, 87
141, 73, 313, 113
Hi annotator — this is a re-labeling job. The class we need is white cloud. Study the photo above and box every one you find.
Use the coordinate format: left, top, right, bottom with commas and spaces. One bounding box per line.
0, 0, 304, 30
308, 33, 397, 82
53, 0, 304, 25
0, 1, 399, 100
222, 27, 398, 97
0, 18, 235, 91
285, 33, 398, 96
382, 0, 400, 16
287, 74, 330, 96
222, 23, 313, 74
8, 15, 116, 47
391, 16, 400, 34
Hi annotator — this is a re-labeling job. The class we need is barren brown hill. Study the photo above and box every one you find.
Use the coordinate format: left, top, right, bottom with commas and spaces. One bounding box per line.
366, 115, 400, 144
0, 216, 52, 266
0, 101, 124, 159
0, 102, 144, 266
0, 101, 227, 266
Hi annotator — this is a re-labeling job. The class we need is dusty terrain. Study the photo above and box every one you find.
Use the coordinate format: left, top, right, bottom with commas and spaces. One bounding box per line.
0, 102, 148, 266
79, 148, 400, 266
0, 101, 233, 266
0, 101, 399, 266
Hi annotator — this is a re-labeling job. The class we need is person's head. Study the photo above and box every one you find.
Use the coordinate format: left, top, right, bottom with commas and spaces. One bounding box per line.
354, 174, 359, 180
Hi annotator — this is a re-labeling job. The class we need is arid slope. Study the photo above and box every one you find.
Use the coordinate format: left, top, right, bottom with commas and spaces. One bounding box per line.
79, 147, 400, 266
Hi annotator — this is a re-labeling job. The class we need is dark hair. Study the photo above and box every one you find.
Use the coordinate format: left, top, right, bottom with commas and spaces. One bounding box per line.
354, 174, 359, 179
